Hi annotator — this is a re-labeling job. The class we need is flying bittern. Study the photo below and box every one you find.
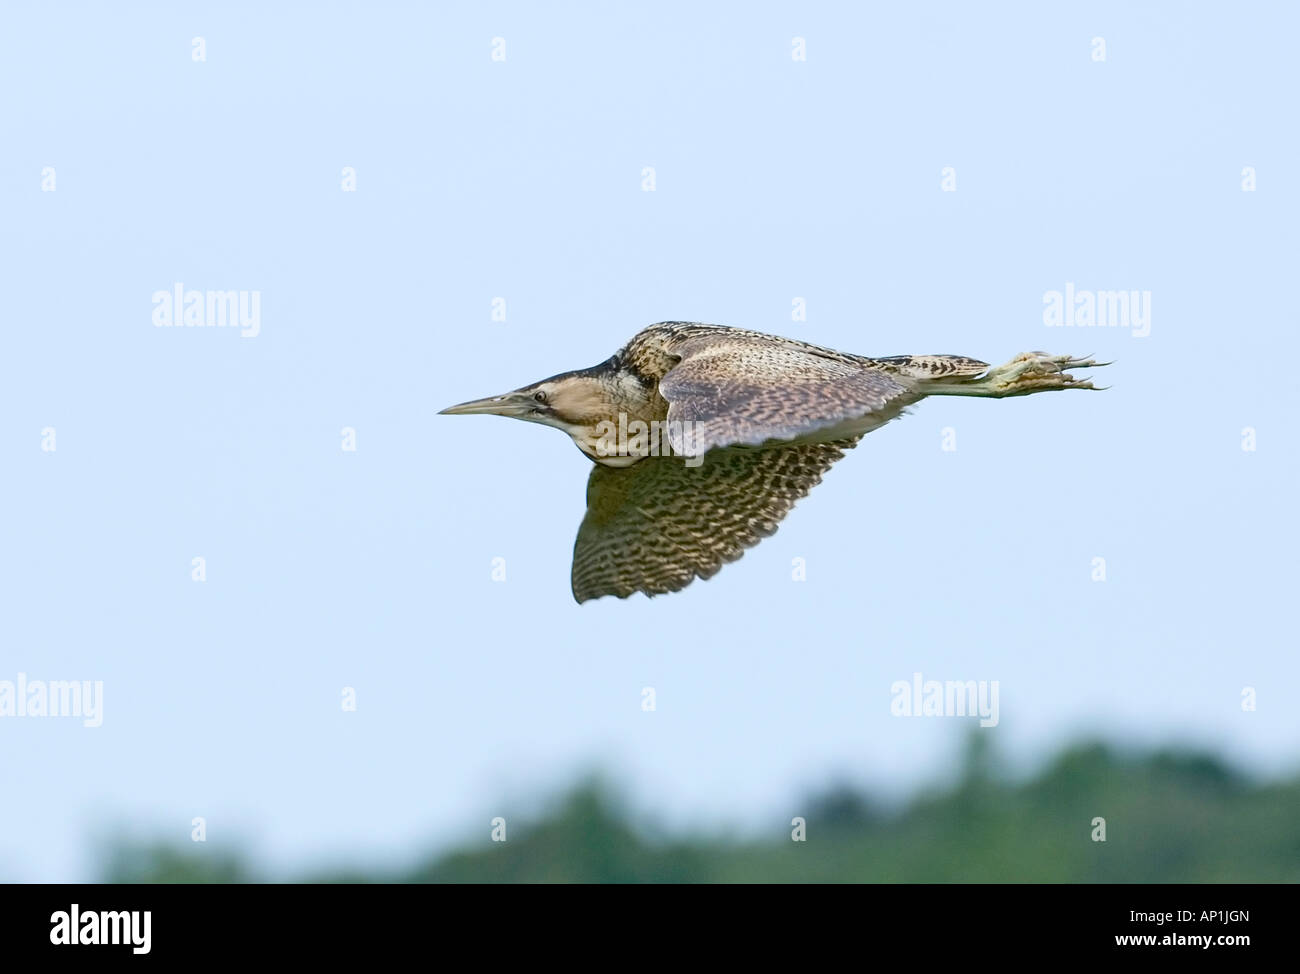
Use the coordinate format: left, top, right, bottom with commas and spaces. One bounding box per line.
442, 322, 1107, 603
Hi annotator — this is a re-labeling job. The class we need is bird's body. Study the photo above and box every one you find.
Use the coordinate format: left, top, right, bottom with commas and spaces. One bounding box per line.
442, 323, 1106, 603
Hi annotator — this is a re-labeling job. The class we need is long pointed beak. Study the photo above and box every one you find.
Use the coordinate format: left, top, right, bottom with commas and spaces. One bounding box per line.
439, 391, 533, 417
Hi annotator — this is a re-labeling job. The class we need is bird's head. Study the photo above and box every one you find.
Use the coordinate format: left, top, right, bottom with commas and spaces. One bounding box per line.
441, 363, 637, 462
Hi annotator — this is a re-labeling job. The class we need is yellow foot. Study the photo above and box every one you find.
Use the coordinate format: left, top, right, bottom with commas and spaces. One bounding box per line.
980, 352, 1110, 397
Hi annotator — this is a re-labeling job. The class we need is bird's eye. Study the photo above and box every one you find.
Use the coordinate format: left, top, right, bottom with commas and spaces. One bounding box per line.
533, 391, 548, 404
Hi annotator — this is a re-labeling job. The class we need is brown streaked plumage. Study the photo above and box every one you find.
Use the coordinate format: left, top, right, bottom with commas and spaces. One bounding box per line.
441, 322, 1107, 603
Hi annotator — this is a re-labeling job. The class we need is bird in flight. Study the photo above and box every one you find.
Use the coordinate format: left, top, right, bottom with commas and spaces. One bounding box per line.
442, 323, 1106, 603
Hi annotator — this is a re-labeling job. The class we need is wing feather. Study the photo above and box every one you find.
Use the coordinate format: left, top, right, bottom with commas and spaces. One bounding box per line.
571, 438, 860, 603
658, 332, 916, 456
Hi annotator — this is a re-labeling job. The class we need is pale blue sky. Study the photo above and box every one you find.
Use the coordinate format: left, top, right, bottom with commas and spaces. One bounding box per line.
2, 2, 1296, 881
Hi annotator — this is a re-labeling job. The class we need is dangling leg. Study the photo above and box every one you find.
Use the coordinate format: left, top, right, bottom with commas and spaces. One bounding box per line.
919, 352, 1109, 398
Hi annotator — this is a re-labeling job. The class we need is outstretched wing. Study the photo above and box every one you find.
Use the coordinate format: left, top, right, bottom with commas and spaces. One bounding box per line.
571, 437, 861, 603
658, 331, 917, 456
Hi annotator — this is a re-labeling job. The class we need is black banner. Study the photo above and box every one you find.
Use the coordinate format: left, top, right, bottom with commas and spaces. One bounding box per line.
1, 883, 1280, 960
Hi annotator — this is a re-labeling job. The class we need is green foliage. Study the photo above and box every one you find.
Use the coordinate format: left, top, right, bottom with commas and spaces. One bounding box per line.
101, 843, 252, 885
102, 738, 1300, 883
